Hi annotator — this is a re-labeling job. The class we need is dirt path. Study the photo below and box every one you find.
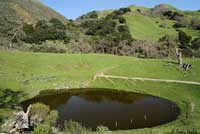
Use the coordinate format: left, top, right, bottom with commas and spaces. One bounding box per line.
95, 73, 200, 86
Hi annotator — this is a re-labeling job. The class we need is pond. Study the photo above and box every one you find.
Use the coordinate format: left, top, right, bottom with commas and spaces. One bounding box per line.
22, 88, 180, 130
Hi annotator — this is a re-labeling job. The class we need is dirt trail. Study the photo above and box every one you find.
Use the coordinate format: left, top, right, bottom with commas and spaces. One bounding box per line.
95, 73, 200, 86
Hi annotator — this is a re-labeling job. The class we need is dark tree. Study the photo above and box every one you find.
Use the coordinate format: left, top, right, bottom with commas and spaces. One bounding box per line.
118, 17, 126, 24
88, 11, 98, 19
49, 18, 66, 30
22, 23, 34, 34
191, 38, 200, 49
178, 31, 192, 48
173, 22, 184, 28
22, 19, 68, 44
35, 20, 48, 29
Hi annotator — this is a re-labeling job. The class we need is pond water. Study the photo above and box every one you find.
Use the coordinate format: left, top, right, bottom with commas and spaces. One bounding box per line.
22, 88, 180, 130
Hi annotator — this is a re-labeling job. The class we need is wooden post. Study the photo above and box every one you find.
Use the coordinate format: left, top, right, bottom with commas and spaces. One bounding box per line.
176, 48, 183, 65
26, 104, 32, 117
179, 51, 183, 65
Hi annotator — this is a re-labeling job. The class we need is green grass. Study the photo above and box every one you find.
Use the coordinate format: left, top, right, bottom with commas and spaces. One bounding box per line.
124, 13, 177, 41
181, 28, 200, 40
0, 50, 200, 133
129, 5, 150, 13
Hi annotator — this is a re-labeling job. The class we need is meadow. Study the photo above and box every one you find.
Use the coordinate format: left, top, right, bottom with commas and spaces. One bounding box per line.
0, 50, 200, 133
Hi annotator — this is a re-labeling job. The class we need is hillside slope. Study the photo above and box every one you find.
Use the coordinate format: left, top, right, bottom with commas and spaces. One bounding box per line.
77, 4, 200, 42
0, 0, 69, 44
125, 4, 200, 41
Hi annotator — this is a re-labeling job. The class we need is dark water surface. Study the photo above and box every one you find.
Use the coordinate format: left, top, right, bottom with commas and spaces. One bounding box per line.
22, 88, 180, 130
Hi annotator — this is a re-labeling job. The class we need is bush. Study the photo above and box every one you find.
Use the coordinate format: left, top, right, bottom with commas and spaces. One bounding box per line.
178, 31, 192, 48
118, 16, 126, 23
163, 11, 183, 20
22, 19, 68, 44
30, 40, 67, 53
23, 23, 34, 34
191, 38, 200, 49
88, 11, 98, 19
173, 22, 184, 28
49, 18, 66, 30
159, 23, 166, 28
44, 110, 58, 127
190, 17, 200, 30
84, 19, 116, 36
118, 8, 131, 15
63, 120, 92, 134
33, 124, 51, 134
106, 8, 131, 19
35, 20, 48, 29
29, 103, 50, 127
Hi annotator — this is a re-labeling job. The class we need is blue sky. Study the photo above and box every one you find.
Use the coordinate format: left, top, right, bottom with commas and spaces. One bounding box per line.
41, 0, 200, 20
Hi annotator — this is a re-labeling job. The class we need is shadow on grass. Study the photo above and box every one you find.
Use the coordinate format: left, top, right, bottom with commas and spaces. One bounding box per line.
163, 61, 179, 65
0, 88, 27, 109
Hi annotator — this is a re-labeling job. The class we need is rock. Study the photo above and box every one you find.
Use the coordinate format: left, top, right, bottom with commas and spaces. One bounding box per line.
9, 105, 31, 134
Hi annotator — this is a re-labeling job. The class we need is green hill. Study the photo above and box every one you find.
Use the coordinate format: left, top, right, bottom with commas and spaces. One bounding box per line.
75, 4, 200, 57
124, 13, 177, 41
0, 0, 69, 45
123, 4, 200, 41
0, 2, 200, 57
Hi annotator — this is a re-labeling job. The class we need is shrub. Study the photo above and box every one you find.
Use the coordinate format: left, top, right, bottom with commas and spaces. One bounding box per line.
163, 11, 183, 20
44, 110, 58, 127
63, 120, 92, 134
33, 124, 51, 134
106, 8, 131, 19
79, 11, 98, 19
118, 16, 126, 23
85, 19, 116, 36
49, 18, 66, 30
30, 40, 67, 53
22, 19, 68, 44
191, 38, 200, 49
35, 20, 48, 29
178, 31, 192, 48
23, 23, 34, 34
159, 23, 166, 28
136, 9, 141, 13
118, 8, 131, 14
173, 22, 184, 28
29, 103, 50, 127
117, 25, 129, 32
159, 34, 177, 48
88, 11, 98, 19
190, 17, 200, 30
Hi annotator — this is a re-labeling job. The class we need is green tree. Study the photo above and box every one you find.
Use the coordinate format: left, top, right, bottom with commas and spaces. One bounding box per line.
118, 16, 126, 24
35, 20, 48, 29
49, 18, 66, 30
191, 38, 200, 49
178, 31, 192, 48
88, 11, 98, 19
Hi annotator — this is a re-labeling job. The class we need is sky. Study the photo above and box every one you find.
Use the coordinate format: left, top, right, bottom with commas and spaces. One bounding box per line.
41, 0, 200, 20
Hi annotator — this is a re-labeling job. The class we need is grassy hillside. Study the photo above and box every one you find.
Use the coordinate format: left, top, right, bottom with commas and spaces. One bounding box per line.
124, 13, 177, 41
123, 4, 200, 41
76, 4, 200, 41
0, 0, 68, 24
0, 51, 200, 133
0, 0, 69, 45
